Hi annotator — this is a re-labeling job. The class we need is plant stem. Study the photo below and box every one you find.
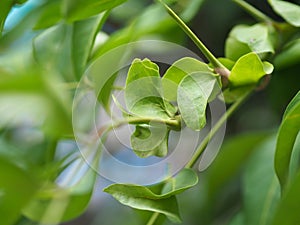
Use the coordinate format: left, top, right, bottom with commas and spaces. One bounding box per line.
112, 116, 180, 131
157, 0, 226, 70
185, 89, 252, 168
95, 116, 181, 140
232, 0, 274, 23
146, 212, 160, 225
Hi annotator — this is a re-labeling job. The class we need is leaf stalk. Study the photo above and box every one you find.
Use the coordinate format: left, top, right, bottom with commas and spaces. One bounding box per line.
232, 0, 274, 23
157, 0, 226, 71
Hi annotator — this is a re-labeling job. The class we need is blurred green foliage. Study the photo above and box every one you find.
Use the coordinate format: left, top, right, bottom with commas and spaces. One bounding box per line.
0, 0, 299, 225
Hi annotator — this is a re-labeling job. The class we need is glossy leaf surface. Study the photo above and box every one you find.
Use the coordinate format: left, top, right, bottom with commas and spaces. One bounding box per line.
275, 91, 300, 189
23, 158, 98, 223
103, 169, 198, 223
229, 53, 273, 86
268, 0, 300, 27
162, 57, 212, 101
243, 137, 280, 225
0, 156, 37, 225
226, 24, 275, 60
177, 72, 218, 130
63, 0, 127, 22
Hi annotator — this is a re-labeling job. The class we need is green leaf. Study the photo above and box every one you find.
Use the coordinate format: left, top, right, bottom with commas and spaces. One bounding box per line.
270, 170, 300, 225
131, 124, 169, 158
283, 91, 300, 119
274, 39, 300, 69
243, 137, 280, 225
0, 0, 14, 33
125, 81, 161, 115
33, 24, 75, 81
205, 132, 271, 198
0, 74, 72, 137
92, 0, 204, 57
125, 59, 176, 119
162, 57, 213, 101
289, 134, 300, 182
88, 45, 130, 112
124, 59, 178, 158
98, 73, 118, 112
126, 58, 160, 84
72, 13, 109, 79
34, 0, 62, 29
225, 37, 251, 61
275, 91, 300, 189
103, 169, 198, 223
160, 169, 199, 195
23, 157, 98, 223
227, 212, 245, 225
179, 0, 205, 21
177, 72, 219, 131
14, 0, 28, 4
216, 58, 236, 70
229, 52, 274, 86
268, 0, 300, 27
221, 86, 255, 103
0, 156, 38, 225
225, 24, 275, 61
92, 4, 176, 58
129, 97, 176, 120
108, 192, 180, 223
63, 0, 127, 22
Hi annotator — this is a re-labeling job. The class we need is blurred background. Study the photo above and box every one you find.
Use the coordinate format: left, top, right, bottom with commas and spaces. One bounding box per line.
1, 0, 300, 225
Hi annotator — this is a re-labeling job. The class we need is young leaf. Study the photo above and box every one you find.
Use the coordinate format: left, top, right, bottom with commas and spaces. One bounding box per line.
225, 24, 275, 61
128, 97, 176, 120
162, 57, 213, 101
268, 0, 300, 27
177, 72, 219, 131
125, 59, 176, 119
126, 58, 160, 85
103, 169, 198, 223
243, 137, 280, 225
229, 52, 274, 86
0, 156, 38, 225
131, 125, 169, 158
63, 0, 127, 22
225, 37, 251, 62
275, 91, 300, 189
